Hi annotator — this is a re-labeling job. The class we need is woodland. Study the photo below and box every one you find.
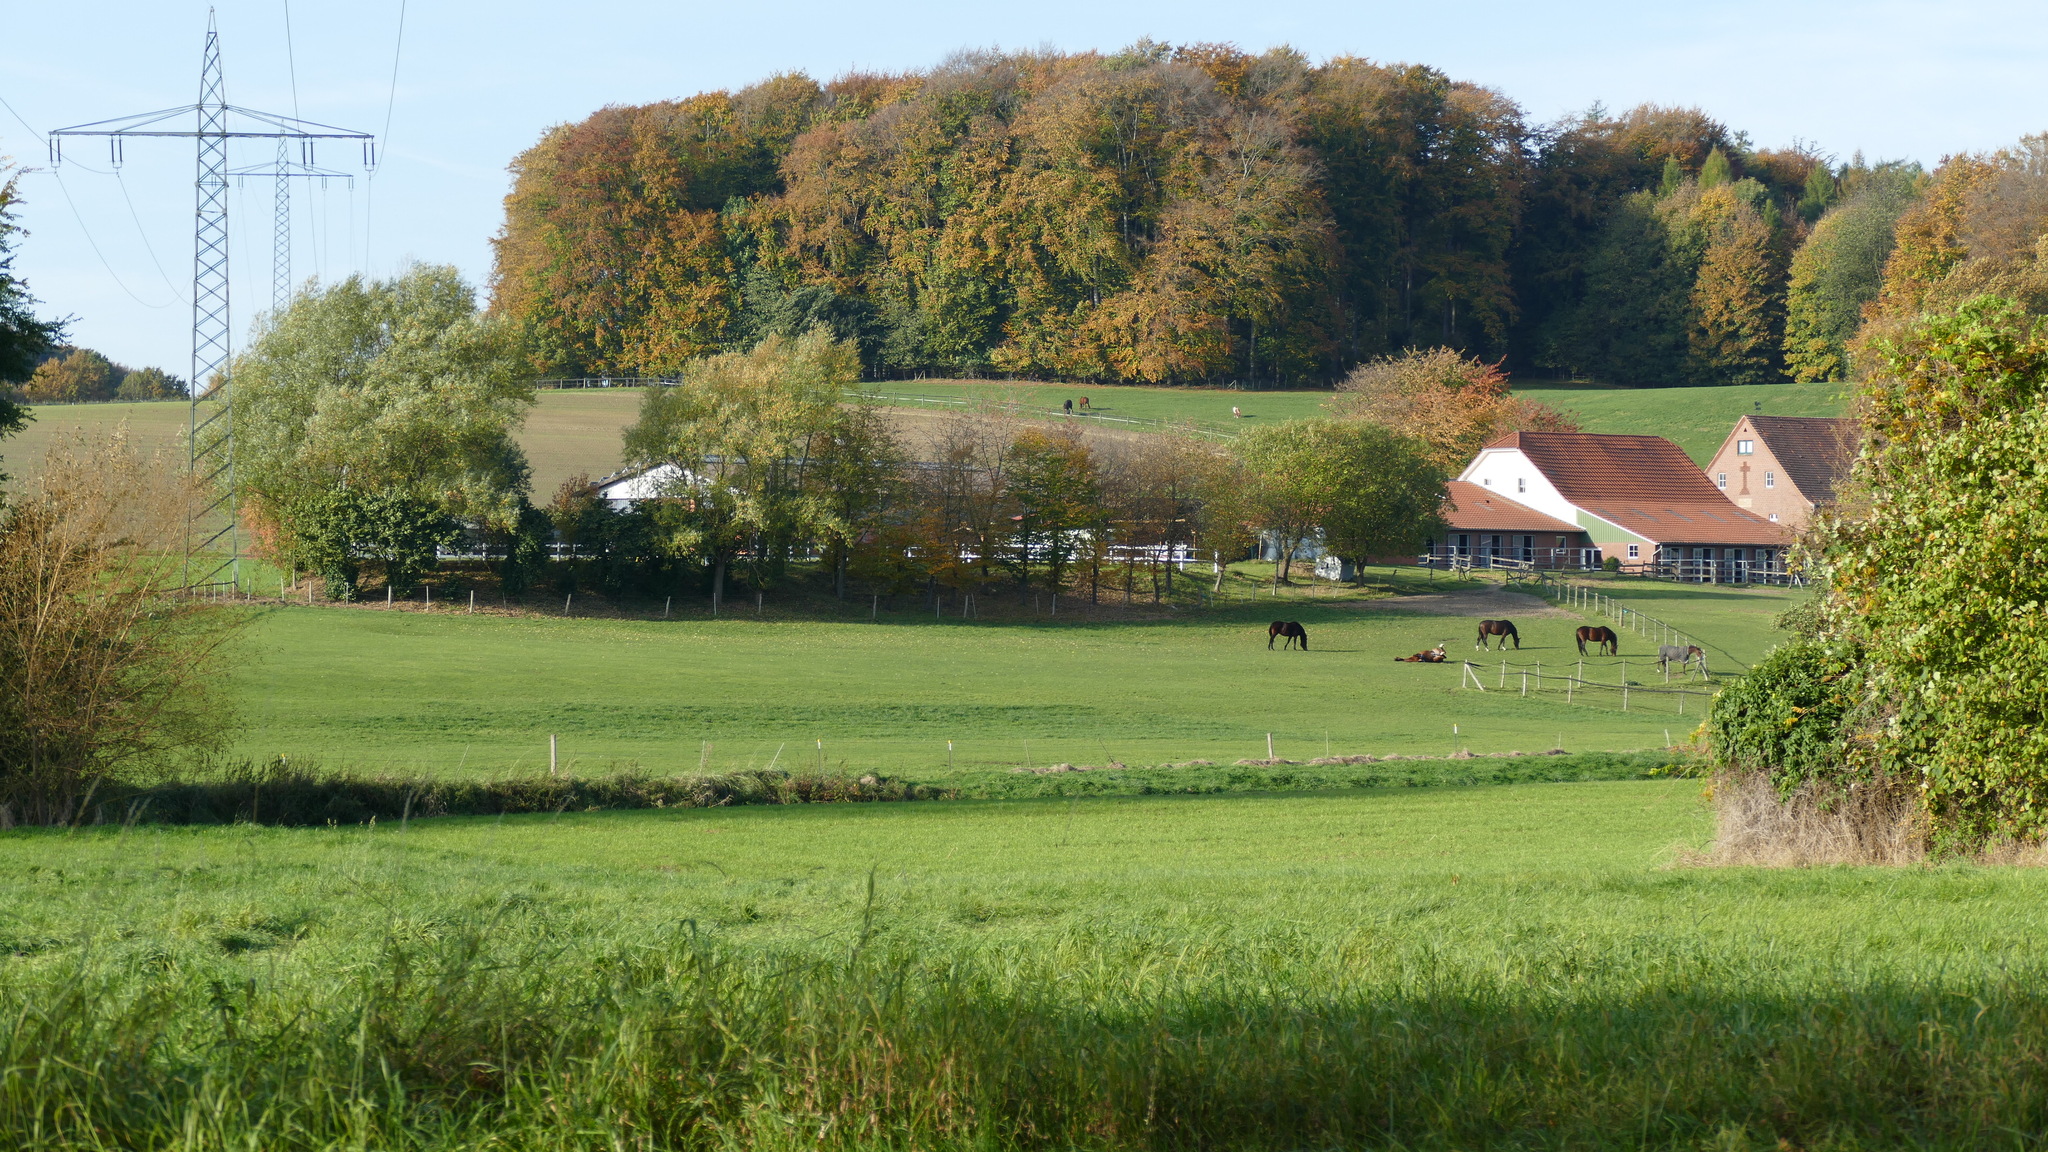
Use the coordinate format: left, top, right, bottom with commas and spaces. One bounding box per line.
490, 42, 1923, 388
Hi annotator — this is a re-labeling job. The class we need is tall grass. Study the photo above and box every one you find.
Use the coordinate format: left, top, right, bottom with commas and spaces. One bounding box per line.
7, 920, 2044, 1150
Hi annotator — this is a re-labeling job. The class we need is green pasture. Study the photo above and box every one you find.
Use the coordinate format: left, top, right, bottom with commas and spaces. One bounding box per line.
221, 569, 1799, 776
855, 378, 1335, 432
1513, 378, 1849, 463
8, 783, 2048, 1148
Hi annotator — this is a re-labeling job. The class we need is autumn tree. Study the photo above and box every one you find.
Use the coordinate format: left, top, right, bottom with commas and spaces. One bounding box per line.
1003, 425, 1099, 594
1335, 347, 1577, 470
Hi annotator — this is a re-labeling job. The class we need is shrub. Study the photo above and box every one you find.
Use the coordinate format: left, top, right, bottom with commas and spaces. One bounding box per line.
0, 432, 238, 821
1602, 555, 1621, 573
1705, 640, 1860, 792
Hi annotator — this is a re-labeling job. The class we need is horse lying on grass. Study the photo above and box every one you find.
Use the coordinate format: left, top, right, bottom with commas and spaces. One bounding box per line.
1476, 619, 1519, 650
1395, 645, 1448, 663
1268, 621, 1308, 650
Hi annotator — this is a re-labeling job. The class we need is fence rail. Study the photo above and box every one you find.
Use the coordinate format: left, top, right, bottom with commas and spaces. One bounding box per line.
1459, 659, 1712, 715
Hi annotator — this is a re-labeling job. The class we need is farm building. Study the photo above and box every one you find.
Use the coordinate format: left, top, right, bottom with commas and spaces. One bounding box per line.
1702, 414, 1861, 531
1425, 480, 1596, 569
590, 464, 700, 509
1457, 431, 1788, 580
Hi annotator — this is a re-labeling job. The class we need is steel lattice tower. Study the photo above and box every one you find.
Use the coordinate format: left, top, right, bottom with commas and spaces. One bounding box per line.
51, 11, 373, 589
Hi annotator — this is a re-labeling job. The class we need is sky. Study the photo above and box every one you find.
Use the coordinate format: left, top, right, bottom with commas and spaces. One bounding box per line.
2, 0, 2044, 377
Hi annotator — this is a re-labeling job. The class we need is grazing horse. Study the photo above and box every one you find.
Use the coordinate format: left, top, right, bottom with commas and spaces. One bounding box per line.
1475, 619, 1520, 650
1268, 620, 1309, 650
1576, 626, 1619, 656
1658, 644, 1708, 676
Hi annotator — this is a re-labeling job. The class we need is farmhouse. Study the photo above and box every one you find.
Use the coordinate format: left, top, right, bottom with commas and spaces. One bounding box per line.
1427, 480, 1596, 569
1703, 414, 1861, 530
1458, 431, 1787, 579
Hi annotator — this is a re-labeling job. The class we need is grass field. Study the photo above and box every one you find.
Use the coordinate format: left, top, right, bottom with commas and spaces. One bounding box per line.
1513, 379, 1849, 463
218, 569, 1798, 777
8, 782, 2048, 1148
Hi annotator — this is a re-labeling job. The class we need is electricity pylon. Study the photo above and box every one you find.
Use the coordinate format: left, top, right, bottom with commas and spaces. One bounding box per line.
50, 10, 373, 590
229, 140, 356, 315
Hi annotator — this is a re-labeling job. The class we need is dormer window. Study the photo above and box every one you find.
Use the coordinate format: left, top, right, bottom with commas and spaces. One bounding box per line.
1737, 439, 1755, 455
1715, 472, 1727, 489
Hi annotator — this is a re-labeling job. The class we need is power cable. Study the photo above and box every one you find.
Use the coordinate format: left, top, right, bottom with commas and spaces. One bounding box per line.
115, 168, 189, 303
53, 169, 172, 308
282, 0, 303, 122
362, 0, 405, 274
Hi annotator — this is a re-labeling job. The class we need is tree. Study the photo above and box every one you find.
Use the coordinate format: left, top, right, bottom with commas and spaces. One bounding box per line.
622, 328, 863, 604
231, 264, 532, 596
1229, 418, 1444, 582
1698, 146, 1732, 189
0, 431, 236, 821
1806, 296, 2048, 847
1783, 164, 1922, 381
22, 347, 121, 402
1, 169, 64, 465
1335, 346, 1578, 470
116, 366, 186, 401
1688, 182, 1787, 385
1003, 426, 1099, 595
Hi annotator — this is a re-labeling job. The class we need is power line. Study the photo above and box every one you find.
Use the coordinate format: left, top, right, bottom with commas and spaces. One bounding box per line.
53, 169, 172, 309
115, 169, 189, 304
364, 0, 405, 273
281, 0, 302, 122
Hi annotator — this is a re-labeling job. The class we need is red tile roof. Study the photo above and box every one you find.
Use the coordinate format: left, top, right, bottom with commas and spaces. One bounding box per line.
1743, 415, 1862, 504
1442, 481, 1584, 534
1483, 431, 1787, 546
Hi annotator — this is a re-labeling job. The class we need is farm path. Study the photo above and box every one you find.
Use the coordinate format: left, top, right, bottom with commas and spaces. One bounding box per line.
1349, 584, 1574, 619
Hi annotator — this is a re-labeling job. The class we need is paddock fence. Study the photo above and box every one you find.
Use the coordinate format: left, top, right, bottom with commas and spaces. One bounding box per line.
1459, 658, 1713, 716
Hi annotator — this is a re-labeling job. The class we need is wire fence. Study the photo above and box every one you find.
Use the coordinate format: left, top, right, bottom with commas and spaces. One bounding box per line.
1460, 658, 1713, 716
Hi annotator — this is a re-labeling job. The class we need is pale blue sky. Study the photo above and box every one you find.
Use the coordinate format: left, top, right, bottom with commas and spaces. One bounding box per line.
2, 0, 2043, 375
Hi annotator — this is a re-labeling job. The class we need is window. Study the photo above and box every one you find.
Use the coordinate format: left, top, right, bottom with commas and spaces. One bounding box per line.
1482, 477, 1491, 486
1737, 439, 1754, 455
1626, 544, 1640, 559
1517, 477, 1526, 492
1768, 512, 1779, 522
1764, 470, 1775, 488
1715, 472, 1727, 489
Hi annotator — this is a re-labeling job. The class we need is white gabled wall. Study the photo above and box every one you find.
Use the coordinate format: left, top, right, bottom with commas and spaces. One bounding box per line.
1455, 448, 1578, 523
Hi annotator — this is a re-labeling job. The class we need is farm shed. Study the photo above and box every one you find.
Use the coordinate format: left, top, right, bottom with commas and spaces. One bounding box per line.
590, 464, 702, 510
1459, 431, 1788, 581
1428, 480, 1596, 569
1703, 415, 1861, 531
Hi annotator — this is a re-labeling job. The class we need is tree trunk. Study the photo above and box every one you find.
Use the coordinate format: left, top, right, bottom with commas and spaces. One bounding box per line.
835, 546, 847, 600
713, 556, 726, 611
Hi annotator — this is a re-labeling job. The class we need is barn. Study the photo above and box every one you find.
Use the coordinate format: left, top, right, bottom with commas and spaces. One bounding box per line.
1458, 431, 1789, 580
1427, 480, 1597, 569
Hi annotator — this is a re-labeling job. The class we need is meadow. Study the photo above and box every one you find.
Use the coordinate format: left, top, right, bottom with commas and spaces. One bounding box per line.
219, 571, 1798, 778
8, 781, 2048, 1149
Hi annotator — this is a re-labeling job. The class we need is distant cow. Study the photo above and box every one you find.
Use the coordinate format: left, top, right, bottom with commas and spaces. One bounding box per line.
1476, 619, 1519, 650
1576, 626, 1619, 656
1268, 620, 1308, 650
1659, 644, 1708, 676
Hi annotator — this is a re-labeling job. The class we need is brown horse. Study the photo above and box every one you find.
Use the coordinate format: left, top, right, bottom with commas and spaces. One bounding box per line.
1576, 626, 1619, 656
1476, 619, 1520, 650
1268, 620, 1308, 650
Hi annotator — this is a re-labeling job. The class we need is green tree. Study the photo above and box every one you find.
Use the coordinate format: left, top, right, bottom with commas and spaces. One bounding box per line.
115, 366, 185, 401
1796, 163, 1838, 223
1229, 418, 1443, 582
1698, 146, 1732, 189
1817, 297, 2048, 846
1003, 426, 1100, 595
284, 485, 459, 599
1783, 165, 1922, 381
622, 329, 862, 604
1, 170, 64, 473
231, 264, 532, 592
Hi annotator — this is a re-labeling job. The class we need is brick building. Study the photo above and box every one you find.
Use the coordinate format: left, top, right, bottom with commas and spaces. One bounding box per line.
1703, 415, 1861, 531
